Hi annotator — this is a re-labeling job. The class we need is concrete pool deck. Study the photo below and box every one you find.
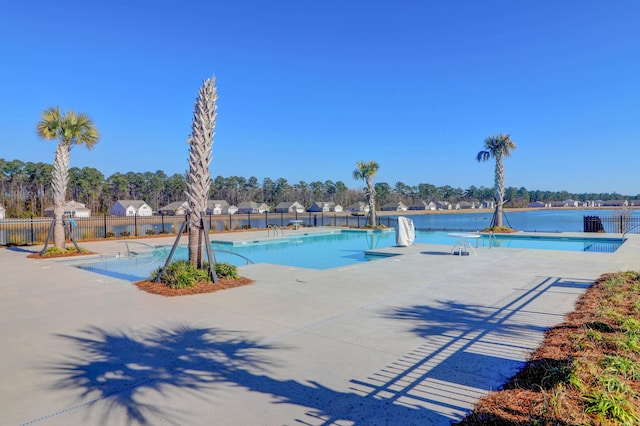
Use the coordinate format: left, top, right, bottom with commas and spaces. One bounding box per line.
2, 228, 640, 425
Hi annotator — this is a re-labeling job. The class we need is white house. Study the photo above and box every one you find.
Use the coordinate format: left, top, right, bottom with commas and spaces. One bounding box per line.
0, 205, 5, 220
207, 200, 230, 215
110, 200, 153, 217
274, 201, 305, 213
237, 201, 270, 214
44, 200, 91, 218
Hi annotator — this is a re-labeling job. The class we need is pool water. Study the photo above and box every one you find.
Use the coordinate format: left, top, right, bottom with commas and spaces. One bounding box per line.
70, 230, 624, 281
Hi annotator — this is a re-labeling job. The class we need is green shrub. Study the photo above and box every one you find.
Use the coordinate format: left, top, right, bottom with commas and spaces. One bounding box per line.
145, 229, 156, 235
149, 260, 239, 289
215, 262, 239, 279
41, 246, 86, 257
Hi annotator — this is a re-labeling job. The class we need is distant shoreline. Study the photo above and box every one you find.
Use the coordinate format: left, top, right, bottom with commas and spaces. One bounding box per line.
375, 206, 638, 217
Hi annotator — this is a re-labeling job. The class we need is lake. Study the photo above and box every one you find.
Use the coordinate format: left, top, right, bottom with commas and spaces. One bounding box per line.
396, 209, 639, 233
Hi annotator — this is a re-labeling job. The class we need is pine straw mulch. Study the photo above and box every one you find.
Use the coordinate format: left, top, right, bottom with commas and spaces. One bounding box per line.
457, 272, 640, 425
27, 250, 97, 259
134, 277, 254, 297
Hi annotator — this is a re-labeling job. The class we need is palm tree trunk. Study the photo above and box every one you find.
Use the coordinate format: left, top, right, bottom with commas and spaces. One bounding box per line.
494, 156, 505, 228
366, 178, 377, 227
186, 77, 217, 269
52, 143, 70, 249
188, 217, 203, 268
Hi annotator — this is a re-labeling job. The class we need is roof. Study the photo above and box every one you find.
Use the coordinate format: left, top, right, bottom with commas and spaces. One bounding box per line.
114, 200, 149, 209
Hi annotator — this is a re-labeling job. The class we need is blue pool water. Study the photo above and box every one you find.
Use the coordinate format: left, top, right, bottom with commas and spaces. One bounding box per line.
70, 230, 624, 281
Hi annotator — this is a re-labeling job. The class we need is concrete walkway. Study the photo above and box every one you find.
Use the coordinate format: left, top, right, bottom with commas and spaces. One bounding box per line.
2, 229, 640, 425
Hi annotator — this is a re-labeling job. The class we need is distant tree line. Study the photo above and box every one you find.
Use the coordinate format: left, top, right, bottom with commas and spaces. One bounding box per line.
0, 158, 636, 217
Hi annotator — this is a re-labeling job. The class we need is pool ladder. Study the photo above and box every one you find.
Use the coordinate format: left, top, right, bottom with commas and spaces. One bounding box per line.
268, 224, 284, 237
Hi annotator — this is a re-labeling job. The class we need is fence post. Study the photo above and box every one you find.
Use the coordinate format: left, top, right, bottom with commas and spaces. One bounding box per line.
134, 214, 138, 237
103, 215, 107, 238
30, 215, 35, 244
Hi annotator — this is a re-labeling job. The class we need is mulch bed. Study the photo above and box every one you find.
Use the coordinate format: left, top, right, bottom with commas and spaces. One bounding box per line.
134, 277, 254, 297
27, 251, 97, 259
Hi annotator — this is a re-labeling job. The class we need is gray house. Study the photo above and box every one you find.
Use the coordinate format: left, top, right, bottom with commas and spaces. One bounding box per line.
158, 201, 188, 216
435, 201, 452, 210
344, 202, 369, 214
274, 201, 305, 213
455, 201, 475, 210
408, 200, 434, 211
307, 201, 343, 213
382, 201, 408, 211
237, 201, 270, 214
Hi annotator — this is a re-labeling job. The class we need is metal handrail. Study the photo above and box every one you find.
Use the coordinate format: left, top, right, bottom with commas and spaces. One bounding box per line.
210, 249, 255, 265
268, 224, 283, 237
120, 241, 168, 257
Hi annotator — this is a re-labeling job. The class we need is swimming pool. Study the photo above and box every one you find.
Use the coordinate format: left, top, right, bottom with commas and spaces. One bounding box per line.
69, 230, 624, 281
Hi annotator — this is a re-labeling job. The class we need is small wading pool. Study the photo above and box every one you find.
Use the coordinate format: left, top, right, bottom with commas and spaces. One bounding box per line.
67, 230, 625, 281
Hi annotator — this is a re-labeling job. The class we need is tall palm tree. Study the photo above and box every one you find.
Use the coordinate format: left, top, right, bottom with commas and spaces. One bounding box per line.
476, 133, 516, 228
353, 161, 380, 227
185, 77, 217, 269
36, 107, 99, 249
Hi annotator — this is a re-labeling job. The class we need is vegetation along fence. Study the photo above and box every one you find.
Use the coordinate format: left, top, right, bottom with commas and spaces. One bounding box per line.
0, 212, 400, 246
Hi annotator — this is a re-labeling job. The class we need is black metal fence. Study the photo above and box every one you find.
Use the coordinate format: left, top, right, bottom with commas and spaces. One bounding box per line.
0, 212, 398, 246
584, 215, 640, 234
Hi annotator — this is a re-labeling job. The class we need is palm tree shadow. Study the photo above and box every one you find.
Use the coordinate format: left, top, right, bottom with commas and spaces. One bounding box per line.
46, 324, 279, 425
45, 323, 441, 425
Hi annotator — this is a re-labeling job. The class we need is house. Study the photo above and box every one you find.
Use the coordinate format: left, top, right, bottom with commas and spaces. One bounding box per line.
110, 200, 153, 217
158, 201, 188, 216
565, 199, 579, 207
44, 200, 91, 218
344, 202, 369, 214
479, 200, 495, 209
274, 201, 305, 214
602, 200, 628, 207
307, 201, 343, 213
528, 201, 546, 208
382, 201, 408, 211
409, 200, 431, 210
237, 201, 270, 214
222, 204, 238, 215
435, 201, 452, 210
455, 201, 475, 210
549, 201, 568, 208
207, 200, 230, 215
0, 205, 5, 220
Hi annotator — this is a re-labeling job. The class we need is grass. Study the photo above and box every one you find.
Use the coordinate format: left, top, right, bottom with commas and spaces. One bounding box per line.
457, 271, 640, 425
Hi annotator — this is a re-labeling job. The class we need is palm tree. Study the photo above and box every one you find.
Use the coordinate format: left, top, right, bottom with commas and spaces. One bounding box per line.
476, 133, 516, 228
36, 107, 99, 249
185, 77, 217, 269
352, 161, 380, 227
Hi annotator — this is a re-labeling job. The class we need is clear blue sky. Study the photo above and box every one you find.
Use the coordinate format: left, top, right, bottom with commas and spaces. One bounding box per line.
1, 1, 639, 195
